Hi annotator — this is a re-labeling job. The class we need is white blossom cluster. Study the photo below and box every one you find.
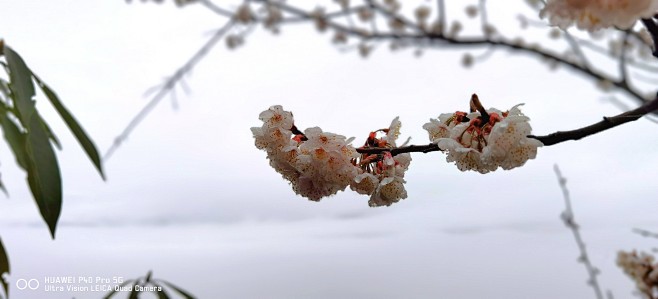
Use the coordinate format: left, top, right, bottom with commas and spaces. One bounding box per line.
540, 0, 658, 31
293, 127, 359, 201
254, 103, 539, 204
350, 118, 412, 207
251, 105, 359, 201
424, 104, 542, 173
617, 250, 658, 297
252, 106, 412, 206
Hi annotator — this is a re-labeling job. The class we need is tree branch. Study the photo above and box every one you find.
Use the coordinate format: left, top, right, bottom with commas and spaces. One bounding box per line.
641, 18, 658, 58
354, 95, 658, 156
554, 165, 605, 299
104, 20, 234, 160
529, 95, 658, 146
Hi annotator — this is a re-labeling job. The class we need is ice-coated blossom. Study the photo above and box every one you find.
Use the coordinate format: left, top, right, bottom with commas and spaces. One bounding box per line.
617, 250, 658, 297
426, 104, 542, 173
423, 111, 468, 143
292, 127, 360, 200
251, 105, 295, 153
350, 117, 412, 207
367, 152, 410, 207
252, 106, 360, 201
540, 0, 658, 31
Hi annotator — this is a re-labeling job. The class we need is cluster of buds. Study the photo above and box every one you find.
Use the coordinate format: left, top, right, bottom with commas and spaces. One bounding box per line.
423, 94, 542, 173
617, 250, 658, 298
251, 106, 412, 206
541, 0, 658, 31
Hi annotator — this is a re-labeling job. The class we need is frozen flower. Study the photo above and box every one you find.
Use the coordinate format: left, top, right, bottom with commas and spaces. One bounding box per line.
252, 106, 360, 202
540, 0, 658, 31
292, 127, 359, 200
351, 117, 412, 207
251, 105, 295, 153
351, 172, 379, 195
383, 117, 402, 147
423, 111, 468, 143
432, 103, 542, 173
368, 152, 409, 207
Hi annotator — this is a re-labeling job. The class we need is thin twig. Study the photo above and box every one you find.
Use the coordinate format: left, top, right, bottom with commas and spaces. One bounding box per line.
632, 228, 658, 239
562, 28, 591, 69
104, 21, 234, 160
554, 165, 605, 299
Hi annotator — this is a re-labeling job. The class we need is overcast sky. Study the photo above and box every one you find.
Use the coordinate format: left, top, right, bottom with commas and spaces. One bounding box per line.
2, 1, 658, 298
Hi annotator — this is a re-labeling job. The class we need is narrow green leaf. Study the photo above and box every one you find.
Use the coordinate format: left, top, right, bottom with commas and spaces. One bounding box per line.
1, 114, 28, 170
0, 79, 10, 99
32, 75, 105, 179
102, 279, 133, 299
38, 114, 61, 150
156, 279, 196, 299
25, 113, 62, 239
0, 238, 10, 298
3, 46, 36, 124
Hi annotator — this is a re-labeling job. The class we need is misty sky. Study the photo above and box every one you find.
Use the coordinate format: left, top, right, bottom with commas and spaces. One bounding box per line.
2, 1, 658, 298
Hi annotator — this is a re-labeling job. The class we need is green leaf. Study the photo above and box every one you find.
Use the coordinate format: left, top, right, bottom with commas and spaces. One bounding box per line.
156, 279, 196, 299
24, 113, 62, 239
102, 279, 133, 299
0, 114, 28, 170
32, 75, 105, 179
0, 79, 10, 99
3, 46, 36, 124
38, 114, 61, 150
0, 238, 10, 298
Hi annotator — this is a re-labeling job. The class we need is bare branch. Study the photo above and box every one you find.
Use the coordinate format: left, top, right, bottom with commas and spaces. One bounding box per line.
104, 20, 234, 160
554, 165, 605, 299
529, 95, 658, 146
